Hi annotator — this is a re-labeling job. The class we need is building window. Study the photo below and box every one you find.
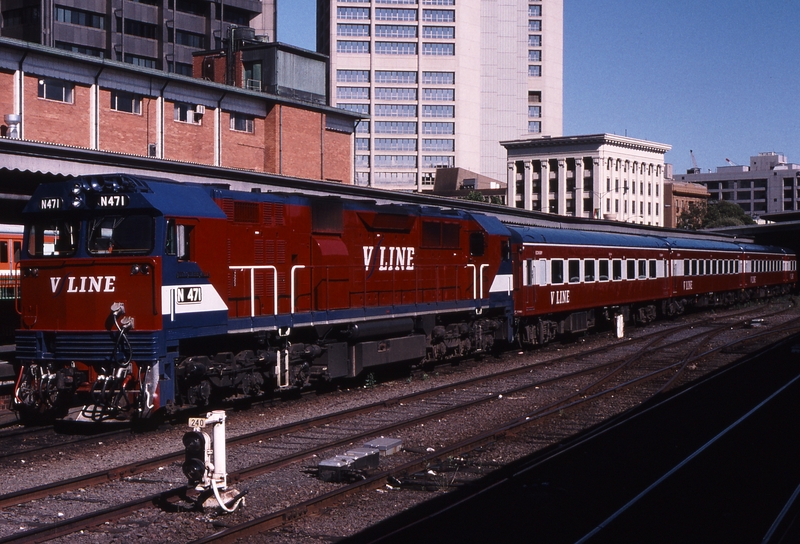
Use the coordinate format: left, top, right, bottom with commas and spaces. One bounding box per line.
355, 155, 370, 168
422, 9, 454, 22
423, 43, 455, 55
375, 138, 417, 151
337, 24, 370, 37
174, 102, 202, 124
337, 86, 370, 99
118, 18, 159, 39
422, 139, 454, 152
38, 78, 74, 103
528, 35, 542, 47
422, 71, 455, 84
422, 26, 455, 39
423, 155, 455, 168
374, 104, 416, 117
422, 0, 455, 4
337, 103, 370, 115
170, 29, 205, 48
356, 121, 370, 133
337, 70, 370, 83
422, 122, 454, 134
376, 71, 417, 83
528, 121, 541, 133
422, 105, 454, 118
356, 138, 370, 151
375, 121, 417, 134
375, 87, 417, 100
529, 5, 542, 16
375, 41, 417, 54
528, 20, 542, 32
337, 7, 370, 20
176, 0, 207, 15
375, 155, 417, 168
337, 40, 370, 53
375, 8, 418, 21
528, 50, 542, 62
375, 25, 417, 38
167, 62, 193, 76
230, 112, 254, 133
528, 65, 542, 77
55, 41, 105, 58
423, 88, 455, 101
55, 5, 105, 29
125, 54, 158, 69
110, 90, 141, 114
529, 106, 541, 118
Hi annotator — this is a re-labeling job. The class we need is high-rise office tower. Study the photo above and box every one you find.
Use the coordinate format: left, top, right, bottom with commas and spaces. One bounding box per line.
318, 0, 562, 191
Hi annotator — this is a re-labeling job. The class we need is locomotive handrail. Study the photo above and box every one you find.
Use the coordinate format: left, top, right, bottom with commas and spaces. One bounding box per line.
466, 263, 491, 300
229, 265, 278, 317
291, 265, 305, 314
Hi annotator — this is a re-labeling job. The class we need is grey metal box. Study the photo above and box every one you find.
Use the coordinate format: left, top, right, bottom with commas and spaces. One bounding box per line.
363, 437, 403, 456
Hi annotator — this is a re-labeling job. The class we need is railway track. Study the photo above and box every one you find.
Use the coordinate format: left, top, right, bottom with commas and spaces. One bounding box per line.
1, 302, 797, 542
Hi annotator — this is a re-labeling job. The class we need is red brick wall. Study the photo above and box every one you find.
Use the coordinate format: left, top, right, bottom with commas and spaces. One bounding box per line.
0, 71, 14, 137
97, 89, 159, 156
276, 106, 323, 180
322, 124, 353, 184
220, 113, 267, 171
162, 102, 215, 164
23, 74, 91, 147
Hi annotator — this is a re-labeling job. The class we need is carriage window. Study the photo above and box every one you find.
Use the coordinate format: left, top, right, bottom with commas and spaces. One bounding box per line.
165, 219, 193, 261
627, 260, 636, 280
26, 221, 79, 257
0, 242, 7, 264
599, 260, 609, 281
551, 259, 564, 284
88, 215, 154, 255
568, 259, 580, 283
613, 259, 622, 280
649, 260, 657, 278
584, 260, 596, 282
692, 260, 698, 276
638, 260, 647, 279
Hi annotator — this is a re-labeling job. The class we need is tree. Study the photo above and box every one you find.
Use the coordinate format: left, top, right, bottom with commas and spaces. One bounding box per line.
465, 191, 486, 202
678, 200, 755, 230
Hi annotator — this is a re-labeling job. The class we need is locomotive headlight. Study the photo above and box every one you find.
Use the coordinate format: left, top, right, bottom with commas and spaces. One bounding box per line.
71, 182, 83, 195
131, 264, 141, 275
89, 178, 103, 191
71, 194, 85, 208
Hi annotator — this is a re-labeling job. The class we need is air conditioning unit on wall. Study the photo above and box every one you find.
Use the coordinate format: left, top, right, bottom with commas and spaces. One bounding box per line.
195, 105, 205, 115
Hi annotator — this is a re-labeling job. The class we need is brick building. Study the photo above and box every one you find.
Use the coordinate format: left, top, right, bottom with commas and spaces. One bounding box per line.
663, 181, 710, 229
0, 36, 358, 183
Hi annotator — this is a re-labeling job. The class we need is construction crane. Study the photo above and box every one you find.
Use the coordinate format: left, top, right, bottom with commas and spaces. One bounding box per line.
725, 158, 738, 166
688, 150, 701, 174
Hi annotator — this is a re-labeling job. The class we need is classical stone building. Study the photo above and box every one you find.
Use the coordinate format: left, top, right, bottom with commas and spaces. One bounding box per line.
502, 134, 671, 226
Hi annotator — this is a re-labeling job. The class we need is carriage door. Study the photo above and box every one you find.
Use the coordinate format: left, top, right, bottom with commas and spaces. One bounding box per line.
523, 254, 543, 311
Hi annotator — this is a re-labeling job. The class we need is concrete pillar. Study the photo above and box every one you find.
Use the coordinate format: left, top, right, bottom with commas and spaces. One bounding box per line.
507, 162, 516, 208
523, 161, 532, 211
575, 158, 584, 217
540, 160, 549, 213
558, 159, 566, 216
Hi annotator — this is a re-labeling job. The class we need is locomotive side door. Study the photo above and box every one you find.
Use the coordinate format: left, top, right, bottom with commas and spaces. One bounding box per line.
521, 247, 541, 311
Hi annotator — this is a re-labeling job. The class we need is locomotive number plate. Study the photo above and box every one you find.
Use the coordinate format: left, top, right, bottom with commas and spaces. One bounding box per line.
188, 417, 206, 428
40, 197, 62, 210
97, 194, 129, 208
176, 286, 203, 303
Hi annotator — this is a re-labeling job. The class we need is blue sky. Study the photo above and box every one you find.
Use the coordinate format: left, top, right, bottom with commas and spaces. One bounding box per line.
278, 0, 800, 174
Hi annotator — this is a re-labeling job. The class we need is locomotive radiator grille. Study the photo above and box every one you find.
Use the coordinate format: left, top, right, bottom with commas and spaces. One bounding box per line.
15, 331, 161, 363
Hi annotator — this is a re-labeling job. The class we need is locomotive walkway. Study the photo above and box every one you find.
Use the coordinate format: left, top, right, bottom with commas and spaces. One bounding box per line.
344, 332, 800, 544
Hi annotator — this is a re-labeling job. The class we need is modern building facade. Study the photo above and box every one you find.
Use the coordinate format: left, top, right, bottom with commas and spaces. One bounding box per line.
0, 0, 275, 76
672, 153, 800, 221
503, 134, 671, 226
318, 0, 563, 191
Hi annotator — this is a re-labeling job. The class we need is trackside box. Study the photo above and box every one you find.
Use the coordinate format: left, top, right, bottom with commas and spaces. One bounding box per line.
318, 448, 380, 482
364, 437, 403, 456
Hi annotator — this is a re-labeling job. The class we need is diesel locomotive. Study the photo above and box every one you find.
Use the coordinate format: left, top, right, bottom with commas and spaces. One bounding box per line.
12, 174, 796, 421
